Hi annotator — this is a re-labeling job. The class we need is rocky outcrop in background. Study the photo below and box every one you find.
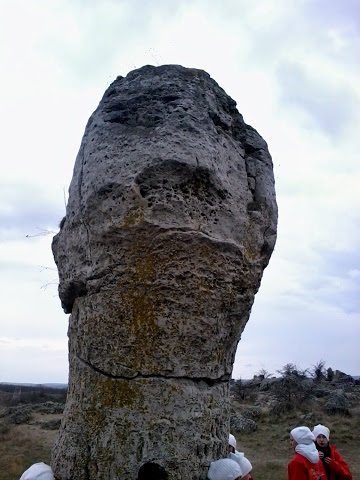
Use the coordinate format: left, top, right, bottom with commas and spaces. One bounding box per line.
51, 64, 277, 479
230, 368, 360, 424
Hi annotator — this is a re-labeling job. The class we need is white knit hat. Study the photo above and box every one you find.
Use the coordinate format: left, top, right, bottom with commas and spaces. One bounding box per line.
230, 453, 252, 476
312, 424, 330, 441
208, 459, 241, 480
19, 462, 54, 480
290, 426, 315, 445
228, 434, 236, 449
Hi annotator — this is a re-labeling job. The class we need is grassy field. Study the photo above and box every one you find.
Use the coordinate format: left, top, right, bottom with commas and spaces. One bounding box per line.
0, 409, 58, 480
0, 386, 64, 480
0, 385, 359, 479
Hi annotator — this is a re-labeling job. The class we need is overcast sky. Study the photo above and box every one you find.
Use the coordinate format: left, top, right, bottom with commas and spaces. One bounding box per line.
1, 0, 359, 384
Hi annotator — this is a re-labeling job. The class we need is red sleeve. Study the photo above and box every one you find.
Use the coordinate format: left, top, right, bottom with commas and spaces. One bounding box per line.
288, 458, 307, 480
329, 448, 352, 480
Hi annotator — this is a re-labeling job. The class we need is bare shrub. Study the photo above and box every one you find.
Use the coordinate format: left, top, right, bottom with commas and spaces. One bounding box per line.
231, 378, 246, 400
325, 393, 352, 416
326, 367, 335, 381
1, 405, 32, 424
256, 368, 272, 379
270, 363, 313, 416
242, 406, 262, 420
312, 359, 326, 381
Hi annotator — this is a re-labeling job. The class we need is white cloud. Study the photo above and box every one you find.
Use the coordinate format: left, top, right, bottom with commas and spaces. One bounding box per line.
0, 336, 68, 384
1, 0, 359, 383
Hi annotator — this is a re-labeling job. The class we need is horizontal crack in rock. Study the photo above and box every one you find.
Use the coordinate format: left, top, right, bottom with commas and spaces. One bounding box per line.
79, 356, 230, 386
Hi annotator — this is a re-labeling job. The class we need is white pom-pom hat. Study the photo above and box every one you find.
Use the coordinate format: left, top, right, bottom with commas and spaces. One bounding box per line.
19, 462, 54, 480
228, 433, 236, 449
312, 424, 330, 441
208, 458, 241, 480
230, 452, 252, 476
290, 426, 315, 445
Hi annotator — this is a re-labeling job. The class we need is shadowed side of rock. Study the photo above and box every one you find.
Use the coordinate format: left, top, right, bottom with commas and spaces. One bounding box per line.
51, 64, 277, 479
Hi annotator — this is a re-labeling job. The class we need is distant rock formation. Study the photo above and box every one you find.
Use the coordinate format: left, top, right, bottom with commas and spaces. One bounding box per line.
51, 64, 277, 479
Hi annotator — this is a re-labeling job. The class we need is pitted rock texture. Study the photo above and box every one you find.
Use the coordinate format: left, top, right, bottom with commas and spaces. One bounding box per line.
51, 64, 277, 479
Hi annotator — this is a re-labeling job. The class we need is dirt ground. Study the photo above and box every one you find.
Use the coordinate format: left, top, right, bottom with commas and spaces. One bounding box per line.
16, 411, 62, 449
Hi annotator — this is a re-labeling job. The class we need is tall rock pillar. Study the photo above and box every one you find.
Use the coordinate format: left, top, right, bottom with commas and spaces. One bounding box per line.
51, 65, 277, 479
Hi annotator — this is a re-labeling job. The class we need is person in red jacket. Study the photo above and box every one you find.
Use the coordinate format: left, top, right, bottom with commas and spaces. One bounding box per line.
288, 426, 326, 480
312, 424, 352, 480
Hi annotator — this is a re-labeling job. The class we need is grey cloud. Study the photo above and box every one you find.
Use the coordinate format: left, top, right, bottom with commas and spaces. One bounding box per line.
303, 1, 360, 70
306, 248, 360, 314
276, 61, 359, 137
0, 261, 57, 283
243, 363, 255, 369
0, 260, 39, 273
271, 241, 360, 315
296, 278, 360, 315
314, 248, 360, 277
0, 183, 64, 241
244, 294, 360, 370
40, 0, 191, 84
243, 1, 360, 80
303, 0, 360, 32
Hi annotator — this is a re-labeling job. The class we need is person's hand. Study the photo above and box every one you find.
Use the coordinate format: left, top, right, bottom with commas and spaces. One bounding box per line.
324, 457, 331, 464
318, 452, 324, 459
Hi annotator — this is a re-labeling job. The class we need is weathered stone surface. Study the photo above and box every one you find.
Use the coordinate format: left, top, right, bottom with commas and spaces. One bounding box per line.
51, 64, 277, 479
230, 414, 257, 433
324, 391, 352, 415
332, 370, 355, 383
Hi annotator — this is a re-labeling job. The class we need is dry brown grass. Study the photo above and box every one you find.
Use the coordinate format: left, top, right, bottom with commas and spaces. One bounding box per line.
0, 408, 60, 480
0, 394, 359, 479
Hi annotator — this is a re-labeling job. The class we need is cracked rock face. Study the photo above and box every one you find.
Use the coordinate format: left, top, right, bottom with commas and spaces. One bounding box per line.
51, 64, 277, 479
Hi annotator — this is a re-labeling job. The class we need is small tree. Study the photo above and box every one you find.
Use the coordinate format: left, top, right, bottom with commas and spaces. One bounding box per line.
276, 363, 309, 379
271, 363, 312, 415
256, 368, 272, 379
231, 378, 246, 400
326, 367, 334, 382
312, 360, 326, 381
